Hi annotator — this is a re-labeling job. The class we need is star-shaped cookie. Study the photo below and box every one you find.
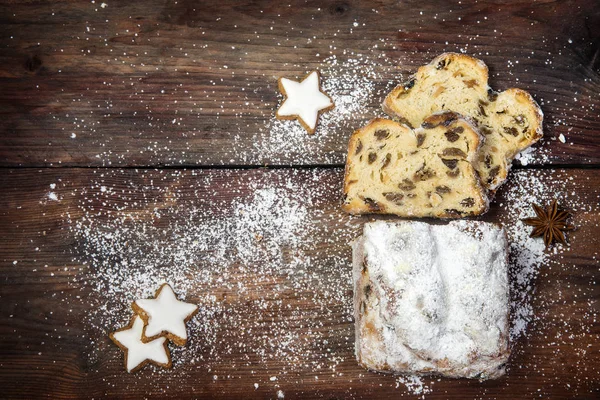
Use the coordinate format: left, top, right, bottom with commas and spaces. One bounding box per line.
132, 283, 199, 346
109, 315, 171, 373
276, 70, 334, 134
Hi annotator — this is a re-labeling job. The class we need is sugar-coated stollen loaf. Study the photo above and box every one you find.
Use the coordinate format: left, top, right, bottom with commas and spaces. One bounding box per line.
383, 52, 543, 190
353, 220, 510, 379
342, 112, 488, 218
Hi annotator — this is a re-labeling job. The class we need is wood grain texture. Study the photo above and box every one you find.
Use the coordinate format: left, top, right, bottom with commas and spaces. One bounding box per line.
0, 167, 598, 399
1, 1, 599, 399
0, 0, 599, 167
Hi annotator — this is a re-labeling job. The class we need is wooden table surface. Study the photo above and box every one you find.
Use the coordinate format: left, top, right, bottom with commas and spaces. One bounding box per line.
1, 1, 599, 399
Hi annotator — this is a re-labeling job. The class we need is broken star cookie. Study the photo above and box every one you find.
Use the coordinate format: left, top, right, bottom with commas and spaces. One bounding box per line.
110, 315, 172, 373
133, 283, 199, 346
383, 52, 543, 190
342, 112, 488, 218
276, 70, 334, 134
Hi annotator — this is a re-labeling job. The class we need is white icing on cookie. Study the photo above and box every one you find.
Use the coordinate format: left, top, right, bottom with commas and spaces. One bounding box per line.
134, 284, 198, 344
276, 71, 334, 133
110, 316, 170, 373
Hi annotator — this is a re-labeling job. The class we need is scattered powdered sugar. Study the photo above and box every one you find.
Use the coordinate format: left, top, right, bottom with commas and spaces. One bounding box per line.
514, 145, 546, 166
496, 169, 592, 343
499, 171, 552, 342
246, 52, 397, 165
42, 18, 594, 397
59, 165, 597, 397
2, 3, 597, 398
395, 375, 434, 398
68, 168, 355, 380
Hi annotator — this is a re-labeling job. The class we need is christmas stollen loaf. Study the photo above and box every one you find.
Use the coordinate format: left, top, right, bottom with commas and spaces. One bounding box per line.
353, 220, 510, 379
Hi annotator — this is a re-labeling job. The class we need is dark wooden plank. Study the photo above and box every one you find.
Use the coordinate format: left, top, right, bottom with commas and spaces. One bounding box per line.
0, 0, 599, 167
0, 167, 598, 399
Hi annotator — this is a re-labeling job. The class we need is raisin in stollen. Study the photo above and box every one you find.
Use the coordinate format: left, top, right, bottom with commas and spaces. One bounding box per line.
342, 112, 488, 218
382, 52, 543, 190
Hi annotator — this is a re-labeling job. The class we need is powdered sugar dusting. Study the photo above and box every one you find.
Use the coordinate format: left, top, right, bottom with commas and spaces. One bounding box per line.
395, 375, 434, 398
53, 163, 599, 397
248, 51, 397, 165
2, 2, 598, 398
68, 169, 355, 381
500, 172, 551, 342
357, 220, 509, 378
497, 169, 594, 344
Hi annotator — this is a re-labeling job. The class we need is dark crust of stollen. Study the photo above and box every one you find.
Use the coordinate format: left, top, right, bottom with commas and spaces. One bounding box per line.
352, 235, 365, 367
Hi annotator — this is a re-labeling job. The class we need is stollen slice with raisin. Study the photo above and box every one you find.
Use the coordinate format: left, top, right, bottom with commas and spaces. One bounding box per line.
382, 52, 543, 190
342, 112, 489, 218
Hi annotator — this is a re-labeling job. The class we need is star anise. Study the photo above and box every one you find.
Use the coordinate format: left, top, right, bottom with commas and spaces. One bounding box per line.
522, 199, 574, 247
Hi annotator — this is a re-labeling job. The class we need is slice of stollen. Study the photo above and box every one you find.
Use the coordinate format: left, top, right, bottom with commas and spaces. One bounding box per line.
383, 52, 543, 190
342, 112, 489, 218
